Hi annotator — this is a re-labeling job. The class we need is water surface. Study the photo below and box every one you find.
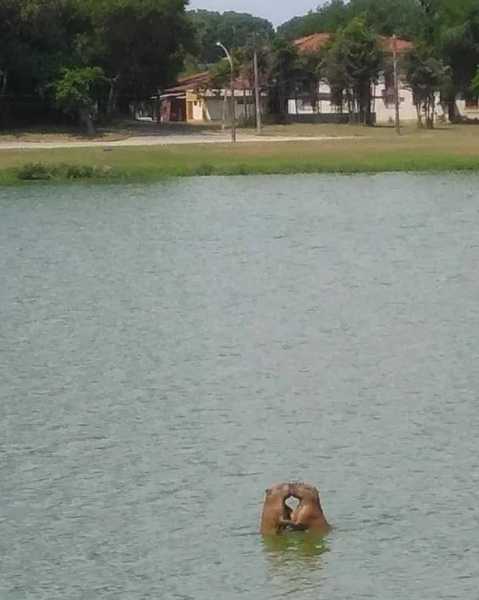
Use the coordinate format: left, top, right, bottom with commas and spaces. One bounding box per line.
1, 174, 479, 599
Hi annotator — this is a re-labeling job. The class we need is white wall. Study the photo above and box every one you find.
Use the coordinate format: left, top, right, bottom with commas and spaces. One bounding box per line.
192, 100, 204, 121
288, 77, 449, 123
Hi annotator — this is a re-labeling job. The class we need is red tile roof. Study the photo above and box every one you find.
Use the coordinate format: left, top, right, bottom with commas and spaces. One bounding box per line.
294, 32, 413, 55
378, 35, 414, 54
294, 33, 332, 54
164, 70, 253, 93
165, 71, 212, 92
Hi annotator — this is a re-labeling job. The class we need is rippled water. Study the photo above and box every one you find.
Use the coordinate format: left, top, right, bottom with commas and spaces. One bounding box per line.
1, 174, 479, 600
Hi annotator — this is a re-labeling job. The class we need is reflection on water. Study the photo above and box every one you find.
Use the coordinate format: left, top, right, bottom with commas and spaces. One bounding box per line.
263, 532, 329, 560
263, 533, 329, 595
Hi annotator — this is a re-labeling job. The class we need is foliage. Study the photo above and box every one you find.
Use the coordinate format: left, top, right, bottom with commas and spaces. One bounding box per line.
188, 10, 274, 65
16, 161, 111, 180
471, 69, 479, 98
278, 0, 425, 40
324, 17, 383, 124
16, 162, 53, 180
267, 38, 302, 118
85, 0, 195, 111
404, 45, 450, 128
54, 66, 106, 133
438, 6, 479, 118
289, 50, 327, 113
209, 52, 243, 89
0, 0, 88, 125
0, 0, 193, 127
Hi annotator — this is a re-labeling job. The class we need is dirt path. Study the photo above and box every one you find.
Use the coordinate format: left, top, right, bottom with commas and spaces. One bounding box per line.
0, 133, 361, 150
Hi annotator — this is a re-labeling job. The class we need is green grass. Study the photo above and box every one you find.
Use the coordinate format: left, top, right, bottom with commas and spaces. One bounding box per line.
1, 124, 479, 185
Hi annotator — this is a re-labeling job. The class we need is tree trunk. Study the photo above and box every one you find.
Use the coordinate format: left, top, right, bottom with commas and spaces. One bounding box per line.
0, 69, 9, 128
221, 91, 227, 131
416, 103, 423, 128
106, 74, 120, 119
79, 107, 95, 136
425, 95, 434, 129
447, 98, 457, 123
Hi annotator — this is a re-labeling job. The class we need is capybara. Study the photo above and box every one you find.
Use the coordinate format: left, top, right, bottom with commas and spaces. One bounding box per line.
290, 482, 331, 535
260, 483, 296, 535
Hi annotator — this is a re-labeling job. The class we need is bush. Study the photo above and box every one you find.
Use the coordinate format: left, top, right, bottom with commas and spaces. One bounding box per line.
64, 164, 96, 179
17, 162, 53, 180
16, 162, 113, 181
194, 163, 215, 176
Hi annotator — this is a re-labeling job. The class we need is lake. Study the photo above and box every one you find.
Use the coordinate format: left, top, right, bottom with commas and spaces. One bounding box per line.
1, 174, 479, 600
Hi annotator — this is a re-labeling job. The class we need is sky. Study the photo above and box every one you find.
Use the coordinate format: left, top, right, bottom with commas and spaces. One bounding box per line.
188, 1, 321, 27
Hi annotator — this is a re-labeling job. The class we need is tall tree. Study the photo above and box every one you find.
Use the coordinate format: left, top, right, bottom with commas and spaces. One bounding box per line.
86, 0, 194, 115
0, 0, 87, 127
438, 5, 479, 120
188, 10, 274, 65
278, 0, 424, 41
267, 38, 301, 119
404, 45, 450, 127
54, 66, 107, 134
324, 17, 383, 125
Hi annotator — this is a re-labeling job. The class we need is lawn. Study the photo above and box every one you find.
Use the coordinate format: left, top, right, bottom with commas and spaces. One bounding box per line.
1, 123, 478, 184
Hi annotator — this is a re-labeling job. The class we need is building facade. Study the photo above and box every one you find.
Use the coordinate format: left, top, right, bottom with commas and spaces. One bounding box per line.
288, 33, 479, 124
159, 72, 265, 125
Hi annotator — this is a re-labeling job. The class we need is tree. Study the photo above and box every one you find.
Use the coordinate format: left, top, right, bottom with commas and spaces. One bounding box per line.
189, 10, 274, 65
278, 0, 424, 41
324, 17, 383, 125
404, 45, 450, 128
278, 1, 349, 39
0, 0, 87, 127
438, 6, 479, 120
84, 0, 195, 116
267, 38, 302, 119
295, 51, 325, 113
54, 66, 106, 134
471, 68, 479, 98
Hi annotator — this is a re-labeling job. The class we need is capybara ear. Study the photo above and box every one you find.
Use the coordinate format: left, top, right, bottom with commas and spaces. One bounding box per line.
265, 487, 271, 496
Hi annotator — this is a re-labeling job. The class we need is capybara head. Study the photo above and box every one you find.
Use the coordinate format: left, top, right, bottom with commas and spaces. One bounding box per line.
290, 482, 321, 503
264, 482, 291, 500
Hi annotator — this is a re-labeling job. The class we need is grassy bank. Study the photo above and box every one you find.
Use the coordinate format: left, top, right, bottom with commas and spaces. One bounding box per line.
1, 124, 478, 184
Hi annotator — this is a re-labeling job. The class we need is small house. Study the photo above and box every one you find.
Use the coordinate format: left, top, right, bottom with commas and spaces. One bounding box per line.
159, 72, 266, 125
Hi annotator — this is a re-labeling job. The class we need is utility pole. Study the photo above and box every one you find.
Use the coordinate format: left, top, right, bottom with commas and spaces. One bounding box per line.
216, 42, 236, 143
393, 34, 401, 135
253, 49, 262, 134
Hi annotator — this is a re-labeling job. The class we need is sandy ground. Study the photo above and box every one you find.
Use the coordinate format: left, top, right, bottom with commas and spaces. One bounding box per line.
0, 133, 361, 150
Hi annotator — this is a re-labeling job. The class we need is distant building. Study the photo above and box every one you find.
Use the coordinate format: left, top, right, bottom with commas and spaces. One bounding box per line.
159, 71, 266, 124
288, 33, 435, 124
160, 34, 478, 126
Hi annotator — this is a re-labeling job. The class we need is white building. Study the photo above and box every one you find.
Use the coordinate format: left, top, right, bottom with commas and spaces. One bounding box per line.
288, 33, 455, 124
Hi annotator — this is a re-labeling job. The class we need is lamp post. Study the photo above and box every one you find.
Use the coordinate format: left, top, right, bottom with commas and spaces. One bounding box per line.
392, 34, 401, 135
216, 41, 236, 143
253, 49, 262, 134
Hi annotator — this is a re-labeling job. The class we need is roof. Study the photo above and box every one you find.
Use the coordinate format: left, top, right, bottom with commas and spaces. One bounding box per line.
163, 70, 254, 94
294, 32, 413, 55
294, 33, 332, 54
164, 71, 212, 93
378, 36, 414, 54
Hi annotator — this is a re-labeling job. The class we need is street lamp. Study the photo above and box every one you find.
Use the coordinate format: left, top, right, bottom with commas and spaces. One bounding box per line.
216, 41, 236, 143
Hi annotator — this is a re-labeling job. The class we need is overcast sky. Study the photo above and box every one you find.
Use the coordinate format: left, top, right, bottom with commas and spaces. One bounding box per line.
188, 1, 321, 27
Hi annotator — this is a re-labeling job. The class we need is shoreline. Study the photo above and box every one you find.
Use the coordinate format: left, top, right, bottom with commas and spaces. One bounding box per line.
2, 161, 479, 186
1, 124, 478, 185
